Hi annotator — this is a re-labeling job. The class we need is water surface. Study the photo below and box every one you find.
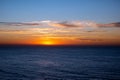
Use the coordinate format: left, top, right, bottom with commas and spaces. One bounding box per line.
0, 46, 120, 80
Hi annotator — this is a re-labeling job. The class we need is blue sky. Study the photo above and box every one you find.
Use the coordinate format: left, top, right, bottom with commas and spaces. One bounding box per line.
0, 0, 120, 23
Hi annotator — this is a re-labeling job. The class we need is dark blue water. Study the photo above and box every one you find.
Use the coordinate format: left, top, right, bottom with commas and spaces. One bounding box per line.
0, 46, 120, 80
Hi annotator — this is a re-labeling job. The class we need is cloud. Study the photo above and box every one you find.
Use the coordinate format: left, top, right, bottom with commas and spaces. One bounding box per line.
0, 30, 25, 32
76, 38, 103, 41
85, 29, 107, 33
96, 22, 120, 27
9, 22, 40, 26
48, 21, 83, 27
0, 20, 120, 28
50, 21, 120, 28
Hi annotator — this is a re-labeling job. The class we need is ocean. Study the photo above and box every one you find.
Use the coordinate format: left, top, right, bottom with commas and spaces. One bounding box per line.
0, 45, 120, 80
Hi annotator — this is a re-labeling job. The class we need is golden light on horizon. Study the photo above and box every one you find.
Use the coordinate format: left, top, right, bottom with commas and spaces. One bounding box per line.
42, 40, 54, 45
36, 38, 58, 45
35, 38, 69, 45
35, 38, 77, 46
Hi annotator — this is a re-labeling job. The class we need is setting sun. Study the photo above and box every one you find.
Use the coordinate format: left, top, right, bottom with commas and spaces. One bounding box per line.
42, 40, 54, 45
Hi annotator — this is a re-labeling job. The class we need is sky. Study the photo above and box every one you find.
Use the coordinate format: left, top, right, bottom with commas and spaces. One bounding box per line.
0, 0, 120, 45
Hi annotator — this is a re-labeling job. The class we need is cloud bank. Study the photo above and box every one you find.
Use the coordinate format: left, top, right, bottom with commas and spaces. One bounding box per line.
0, 20, 120, 28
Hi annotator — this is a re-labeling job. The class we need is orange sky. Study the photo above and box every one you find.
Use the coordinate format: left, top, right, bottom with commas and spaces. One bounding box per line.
0, 21, 120, 46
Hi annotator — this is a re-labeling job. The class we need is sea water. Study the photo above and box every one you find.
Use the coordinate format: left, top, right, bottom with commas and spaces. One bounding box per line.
0, 46, 120, 80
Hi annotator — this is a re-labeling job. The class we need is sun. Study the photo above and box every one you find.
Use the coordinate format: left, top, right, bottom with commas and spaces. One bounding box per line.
42, 40, 54, 45
35, 38, 60, 45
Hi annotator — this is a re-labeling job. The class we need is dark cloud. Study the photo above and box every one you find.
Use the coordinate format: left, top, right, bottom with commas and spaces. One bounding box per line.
97, 22, 120, 27
85, 30, 107, 33
110, 22, 120, 27
0, 22, 40, 26
76, 38, 103, 41
9, 23, 40, 26
0, 29, 27, 32
52, 21, 83, 27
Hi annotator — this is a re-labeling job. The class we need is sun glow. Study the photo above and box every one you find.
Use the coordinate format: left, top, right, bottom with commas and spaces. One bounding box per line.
42, 40, 54, 45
